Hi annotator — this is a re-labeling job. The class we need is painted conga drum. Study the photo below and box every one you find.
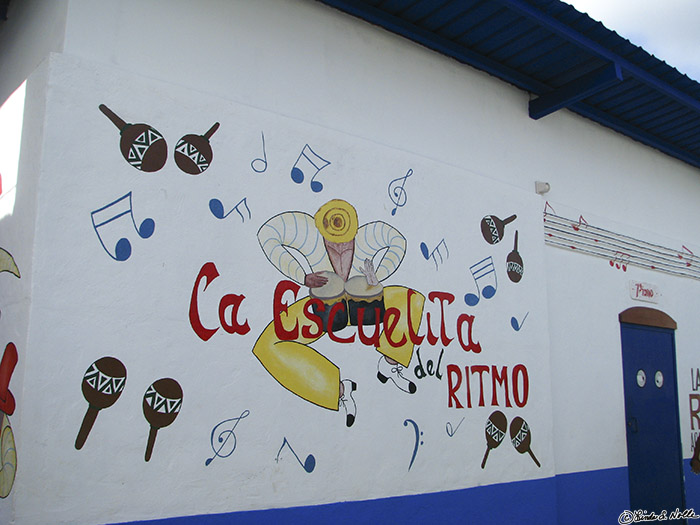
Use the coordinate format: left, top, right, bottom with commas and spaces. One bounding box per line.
345, 275, 385, 326
309, 271, 348, 333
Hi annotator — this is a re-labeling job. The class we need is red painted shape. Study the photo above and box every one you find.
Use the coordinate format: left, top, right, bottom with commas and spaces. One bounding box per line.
0, 342, 17, 415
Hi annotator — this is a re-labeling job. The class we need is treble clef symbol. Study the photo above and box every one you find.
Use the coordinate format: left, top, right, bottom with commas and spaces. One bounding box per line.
205, 409, 250, 466
388, 168, 413, 216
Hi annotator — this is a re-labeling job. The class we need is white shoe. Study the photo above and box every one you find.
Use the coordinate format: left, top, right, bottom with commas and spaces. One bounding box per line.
339, 379, 357, 427
377, 356, 417, 394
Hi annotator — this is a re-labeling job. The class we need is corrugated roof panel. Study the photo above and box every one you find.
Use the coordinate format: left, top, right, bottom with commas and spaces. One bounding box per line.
541, 56, 603, 86
636, 106, 689, 129
442, 3, 506, 41
524, 45, 593, 81
422, 1, 481, 32
394, 0, 448, 22
316, 0, 700, 170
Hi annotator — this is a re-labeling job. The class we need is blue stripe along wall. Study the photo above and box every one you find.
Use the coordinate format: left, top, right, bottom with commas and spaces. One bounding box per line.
119, 461, 700, 525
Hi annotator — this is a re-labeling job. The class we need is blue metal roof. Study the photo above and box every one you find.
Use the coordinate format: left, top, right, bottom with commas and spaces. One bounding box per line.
316, 0, 700, 170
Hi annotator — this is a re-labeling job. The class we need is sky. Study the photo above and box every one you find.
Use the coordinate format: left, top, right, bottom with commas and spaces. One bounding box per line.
566, 0, 700, 81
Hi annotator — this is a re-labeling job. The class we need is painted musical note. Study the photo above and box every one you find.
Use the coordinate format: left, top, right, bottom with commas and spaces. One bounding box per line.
464, 256, 497, 307
572, 214, 588, 231
275, 437, 315, 473
445, 417, 465, 437
420, 238, 449, 270
205, 410, 250, 466
511, 312, 529, 331
209, 197, 251, 222
290, 144, 330, 192
543, 201, 556, 218
610, 251, 630, 271
90, 192, 155, 261
679, 245, 695, 268
251, 131, 268, 173
543, 202, 556, 234
403, 418, 423, 471
388, 169, 413, 216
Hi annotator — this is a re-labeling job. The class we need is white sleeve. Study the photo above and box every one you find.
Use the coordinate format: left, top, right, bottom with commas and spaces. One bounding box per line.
257, 212, 327, 284
353, 221, 406, 282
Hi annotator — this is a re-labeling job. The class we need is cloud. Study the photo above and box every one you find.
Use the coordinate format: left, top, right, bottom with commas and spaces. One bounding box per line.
566, 0, 700, 79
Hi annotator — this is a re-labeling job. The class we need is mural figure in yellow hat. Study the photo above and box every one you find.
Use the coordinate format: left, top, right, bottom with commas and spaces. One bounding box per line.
254, 199, 425, 427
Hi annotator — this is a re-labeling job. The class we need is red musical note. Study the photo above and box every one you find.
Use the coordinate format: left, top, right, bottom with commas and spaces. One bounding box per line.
610, 251, 630, 272
572, 215, 588, 231
543, 201, 556, 220
679, 245, 695, 268
543, 202, 556, 237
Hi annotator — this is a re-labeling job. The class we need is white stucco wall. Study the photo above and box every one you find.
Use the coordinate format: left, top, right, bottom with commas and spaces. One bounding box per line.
0, 0, 698, 523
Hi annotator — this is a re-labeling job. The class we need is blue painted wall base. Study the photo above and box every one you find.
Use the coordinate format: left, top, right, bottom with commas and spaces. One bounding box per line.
120, 463, 700, 525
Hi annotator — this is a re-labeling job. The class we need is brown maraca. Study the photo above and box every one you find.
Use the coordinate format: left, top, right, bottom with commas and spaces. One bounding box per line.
75, 357, 127, 450
143, 378, 182, 462
481, 410, 507, 469
174, 122, 220, 175
480, 214, 516, 245
510, 416, 540, 467
506, 230, 524, 283
99, 104, 167, 172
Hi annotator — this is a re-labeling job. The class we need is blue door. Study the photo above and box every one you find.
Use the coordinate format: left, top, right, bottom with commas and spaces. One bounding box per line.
621, 322, 685, 521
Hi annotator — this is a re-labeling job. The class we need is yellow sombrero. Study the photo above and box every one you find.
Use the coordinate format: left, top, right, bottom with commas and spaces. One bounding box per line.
314, 199, 358, 243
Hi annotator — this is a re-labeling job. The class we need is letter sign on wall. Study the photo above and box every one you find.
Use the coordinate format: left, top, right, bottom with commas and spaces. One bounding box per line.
629, 281, 660, 304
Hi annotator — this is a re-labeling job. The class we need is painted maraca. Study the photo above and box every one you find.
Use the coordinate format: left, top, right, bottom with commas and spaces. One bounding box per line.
481, 214, 516, 245
143, 378, 182, 462
99, 104, 167, 172
75, 356, 127, 450
510, 416, 541, 467
174, 122, 220, 175
506, 231, 524, 283
481, 410, 507, 469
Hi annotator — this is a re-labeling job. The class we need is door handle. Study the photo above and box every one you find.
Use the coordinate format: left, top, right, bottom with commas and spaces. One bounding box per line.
627, 417, 638, 433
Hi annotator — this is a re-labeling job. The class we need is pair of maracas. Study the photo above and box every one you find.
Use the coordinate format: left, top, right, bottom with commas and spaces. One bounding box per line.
481, 410, 540, 469
480, 214, 523, 283
99, 104, 219, 175
75, 356, 182, 462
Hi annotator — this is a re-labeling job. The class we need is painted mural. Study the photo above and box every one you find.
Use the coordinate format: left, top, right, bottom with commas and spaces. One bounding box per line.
0, 249, 19, 499
3, 56, 555, 522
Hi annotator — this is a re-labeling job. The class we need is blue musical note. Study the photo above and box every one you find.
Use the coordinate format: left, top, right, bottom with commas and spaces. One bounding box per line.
251, 131, 268, 173
209, 197, 251, 222
511, 312, 529, 331
290, 144, 330, 192
275, 437, 315, 473
205, 410, 250, 466
464, 256, 497, 307
388, 169, 413, 216
90, 192, 155, 261
420, 239, 449, 270
446, 417, 465, 437
403, 418, 423, 471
